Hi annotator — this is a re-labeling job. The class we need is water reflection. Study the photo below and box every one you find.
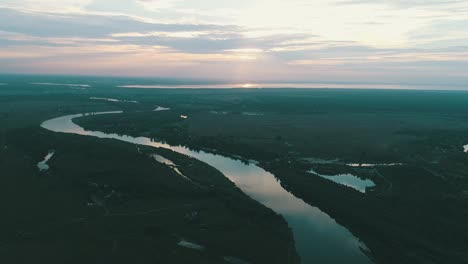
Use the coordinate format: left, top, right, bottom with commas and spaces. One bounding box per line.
153, 106, 170, 111
346, 163, 402, 167
30, 82, 90, 88
41, 112, 372, 264
308, 169, 375, 193
177, 239, 205, 251
90, 97, 139, 103
153, 154, 176, 166
152, 154, 191, 182
37, 151, 55, 171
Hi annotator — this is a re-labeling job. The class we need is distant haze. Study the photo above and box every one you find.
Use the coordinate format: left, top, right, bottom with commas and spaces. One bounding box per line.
1, 1, 468, 87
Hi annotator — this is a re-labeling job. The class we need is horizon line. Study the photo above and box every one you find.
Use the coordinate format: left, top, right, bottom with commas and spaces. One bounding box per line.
0, 73, 466, 90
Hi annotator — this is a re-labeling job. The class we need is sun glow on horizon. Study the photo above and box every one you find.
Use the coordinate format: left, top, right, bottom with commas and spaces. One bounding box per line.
1, 1, 468, 85
241, 83, 256, 88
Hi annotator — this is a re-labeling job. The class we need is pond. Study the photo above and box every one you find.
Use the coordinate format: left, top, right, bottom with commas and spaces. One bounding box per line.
37, 151, 55, 171
308, 169, 376, 193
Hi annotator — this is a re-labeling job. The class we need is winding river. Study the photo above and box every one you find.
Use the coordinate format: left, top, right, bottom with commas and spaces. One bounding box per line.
41, 111, 372, 264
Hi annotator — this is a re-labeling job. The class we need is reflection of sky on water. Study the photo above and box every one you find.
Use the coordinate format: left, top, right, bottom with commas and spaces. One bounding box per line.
90, 97, 139, 103
153, 154, 176, 166
309, 169, 375, 193
347, 163, 402, 167
42, 113, 372, 264
153, 106, 171, 111
37, 151, 55, 171
152, 154, 186, 178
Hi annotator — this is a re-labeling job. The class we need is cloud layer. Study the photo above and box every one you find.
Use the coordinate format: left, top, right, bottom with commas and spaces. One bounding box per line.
0, 0, 467, 86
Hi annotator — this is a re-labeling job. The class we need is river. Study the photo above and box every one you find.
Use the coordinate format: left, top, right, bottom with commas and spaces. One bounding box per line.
41, 111, 372, 264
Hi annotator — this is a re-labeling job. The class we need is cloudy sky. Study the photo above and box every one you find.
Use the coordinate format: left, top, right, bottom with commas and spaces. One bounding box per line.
1, 0, 467, 86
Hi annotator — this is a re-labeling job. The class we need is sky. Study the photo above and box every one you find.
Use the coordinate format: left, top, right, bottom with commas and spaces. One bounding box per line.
0, 0, 467, 86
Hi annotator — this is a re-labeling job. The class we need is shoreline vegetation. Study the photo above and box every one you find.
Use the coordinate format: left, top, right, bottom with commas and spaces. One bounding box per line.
74, 88, 468, 264
0, 91, 299, 263
2, 79, 468, 263
45, 112, 372, 264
